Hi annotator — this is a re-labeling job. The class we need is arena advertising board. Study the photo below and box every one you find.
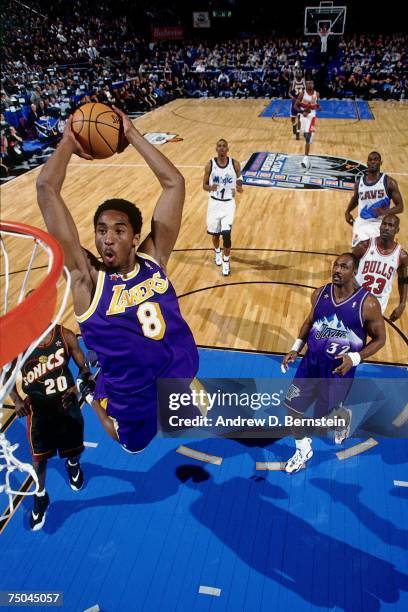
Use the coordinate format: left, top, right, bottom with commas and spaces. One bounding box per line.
242, 152, 367, 191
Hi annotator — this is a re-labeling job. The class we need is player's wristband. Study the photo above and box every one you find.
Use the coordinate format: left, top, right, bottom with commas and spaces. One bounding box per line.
236, 176, 243, 182
291, 338, 305, 353
348, 352, 361, 367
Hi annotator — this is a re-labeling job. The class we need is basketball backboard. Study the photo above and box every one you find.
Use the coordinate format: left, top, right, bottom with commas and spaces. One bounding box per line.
304, 2, 346, 35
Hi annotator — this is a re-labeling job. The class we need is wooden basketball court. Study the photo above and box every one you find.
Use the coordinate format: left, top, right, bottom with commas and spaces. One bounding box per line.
1, 98, 407, 367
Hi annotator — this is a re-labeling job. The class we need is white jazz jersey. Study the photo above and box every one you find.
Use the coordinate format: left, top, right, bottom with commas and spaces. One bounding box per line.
355, 238, 401, 312
209, 157, 237, 201
357, 173, 391, 222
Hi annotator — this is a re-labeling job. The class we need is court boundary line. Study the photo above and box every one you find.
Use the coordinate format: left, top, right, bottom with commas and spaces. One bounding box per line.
196, 344, 408, 368
177, 280, 408, 348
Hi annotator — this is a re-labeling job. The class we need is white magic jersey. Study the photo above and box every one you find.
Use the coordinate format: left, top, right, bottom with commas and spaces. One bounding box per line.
355, 238, 401, 312
209, 157, 237, 201
357, 173, 390, 222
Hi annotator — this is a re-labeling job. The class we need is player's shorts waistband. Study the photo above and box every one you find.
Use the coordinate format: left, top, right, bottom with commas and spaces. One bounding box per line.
210, 196, 232, 202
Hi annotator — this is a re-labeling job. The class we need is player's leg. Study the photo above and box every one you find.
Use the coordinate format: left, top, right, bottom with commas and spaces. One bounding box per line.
284, 357, 316, 472
26, 405, 54, 530
207, 198, 222, 265
58, 396, 85, 491
351, 217, 381, 248
291, 116, 296, 137
220, 200, 236, 276
212, 234, 222, 265
321, 375, 354, 445
302, 131, 313, 168
30, 459, 50, 530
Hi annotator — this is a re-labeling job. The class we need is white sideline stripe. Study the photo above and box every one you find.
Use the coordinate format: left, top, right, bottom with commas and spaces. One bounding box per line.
392, 403, 408, 427
256, 461, 286, 471
176, 445, 223, 465
198, 586, 221, 597
83, 606, 100, 612
84, 441, 98, 448
394, 480, 408, 488
336, 438, 378, 460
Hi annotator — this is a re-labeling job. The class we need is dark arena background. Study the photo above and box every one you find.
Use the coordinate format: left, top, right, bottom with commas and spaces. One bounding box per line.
0, 1, 407, 611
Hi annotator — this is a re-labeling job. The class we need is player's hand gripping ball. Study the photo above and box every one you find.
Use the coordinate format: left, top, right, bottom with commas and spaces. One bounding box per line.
303, 103, 312, 116
71, 102, 122, 159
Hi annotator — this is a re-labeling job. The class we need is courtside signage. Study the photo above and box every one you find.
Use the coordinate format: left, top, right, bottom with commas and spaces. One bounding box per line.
242, 152, 367, 191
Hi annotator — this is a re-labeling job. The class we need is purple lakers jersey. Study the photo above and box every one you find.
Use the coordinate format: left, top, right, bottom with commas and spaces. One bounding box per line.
77, 253, 198, 415
307, 283, 369, 363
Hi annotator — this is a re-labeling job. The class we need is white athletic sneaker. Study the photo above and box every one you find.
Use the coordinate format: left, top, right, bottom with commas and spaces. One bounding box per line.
214, 249, 222, 266
334, 408, 352, 445
222, 258, 230, 276
285, 438, 313, 473
300, 156, 310, 169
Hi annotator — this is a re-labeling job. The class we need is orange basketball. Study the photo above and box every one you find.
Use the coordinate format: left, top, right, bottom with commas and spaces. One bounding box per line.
71, 103, 121, 159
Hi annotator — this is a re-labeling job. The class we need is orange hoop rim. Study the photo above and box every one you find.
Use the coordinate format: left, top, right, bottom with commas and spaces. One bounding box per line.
0, 221, 65, 367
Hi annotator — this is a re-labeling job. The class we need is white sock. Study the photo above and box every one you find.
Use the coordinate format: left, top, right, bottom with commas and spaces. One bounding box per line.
223, 255, 230, 261
295, 437, 311, 452
215, 247, 221, 253
68, 459, 79, 467
36, 488, 46, 497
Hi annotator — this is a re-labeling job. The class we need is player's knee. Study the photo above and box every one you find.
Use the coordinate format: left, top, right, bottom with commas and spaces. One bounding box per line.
221, 230, 232, 248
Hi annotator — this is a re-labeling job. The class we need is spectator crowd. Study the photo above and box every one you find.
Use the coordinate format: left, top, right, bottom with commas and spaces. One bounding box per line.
1, 0, 407, 176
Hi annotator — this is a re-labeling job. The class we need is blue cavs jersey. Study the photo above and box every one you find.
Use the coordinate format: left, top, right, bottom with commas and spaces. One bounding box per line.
302, 283, 369, 378
77, 253, 199, 418
358, 173, 390, 221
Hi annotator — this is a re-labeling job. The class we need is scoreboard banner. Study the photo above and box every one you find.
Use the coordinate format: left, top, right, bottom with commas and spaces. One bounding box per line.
242, 152, 367, 191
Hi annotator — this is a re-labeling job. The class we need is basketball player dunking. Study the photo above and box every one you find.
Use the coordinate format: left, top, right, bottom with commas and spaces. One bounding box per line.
354, 214, 408, 321
290, 70, 306, 140
10, 324, 89, 530
345, 151, 404, 247
294, 79, 320, 169
36, 107, 199, 454
203, 139, 243, 276
281, 253, 385, 473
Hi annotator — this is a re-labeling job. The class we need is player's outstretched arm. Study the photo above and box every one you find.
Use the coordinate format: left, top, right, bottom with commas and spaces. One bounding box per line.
113, 106, 185, 270
345, 182, 359, 225
388, 177, 404, 216
203, 161, 217, 192
9, 386, 30, 417
390, 250, 408, 321
233, 159, 243, 194
36, 119, 95, 311
352, 240, 370, 261
62, 327, 95, 406
360, 294, 386, 359
282, 287, 320, 370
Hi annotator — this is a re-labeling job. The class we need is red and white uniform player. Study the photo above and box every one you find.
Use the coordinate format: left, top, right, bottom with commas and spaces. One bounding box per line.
295, 80, 320, 168
353, 214, 408, 320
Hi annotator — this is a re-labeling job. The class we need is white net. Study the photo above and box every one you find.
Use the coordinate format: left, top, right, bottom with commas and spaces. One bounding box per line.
0, 227, 71, 520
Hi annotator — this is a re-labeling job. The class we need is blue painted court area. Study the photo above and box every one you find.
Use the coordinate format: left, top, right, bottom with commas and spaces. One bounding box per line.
1, 349, 407, 611
261, 99, 374, 120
